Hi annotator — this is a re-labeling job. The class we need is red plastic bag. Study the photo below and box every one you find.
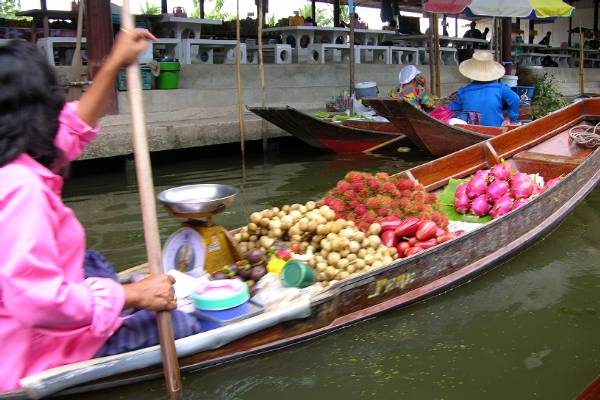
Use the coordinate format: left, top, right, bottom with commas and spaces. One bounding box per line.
428, 106, 454, 123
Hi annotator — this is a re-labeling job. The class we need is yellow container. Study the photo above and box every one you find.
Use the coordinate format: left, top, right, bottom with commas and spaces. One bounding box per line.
266, 256, 287, 275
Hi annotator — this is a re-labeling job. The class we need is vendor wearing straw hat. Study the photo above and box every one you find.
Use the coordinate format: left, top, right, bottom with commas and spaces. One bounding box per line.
389, 65, 434, 111
449, 51, 520, 127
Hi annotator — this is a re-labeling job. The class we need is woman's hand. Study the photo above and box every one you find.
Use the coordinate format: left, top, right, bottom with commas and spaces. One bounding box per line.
122, 274, 177, 312
107, 28, 157, 69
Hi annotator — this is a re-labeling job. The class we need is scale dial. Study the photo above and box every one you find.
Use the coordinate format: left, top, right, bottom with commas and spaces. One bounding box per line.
162, 227, 206, 277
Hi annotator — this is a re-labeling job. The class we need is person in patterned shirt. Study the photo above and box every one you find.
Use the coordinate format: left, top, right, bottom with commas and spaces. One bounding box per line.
389, 65, 433, 111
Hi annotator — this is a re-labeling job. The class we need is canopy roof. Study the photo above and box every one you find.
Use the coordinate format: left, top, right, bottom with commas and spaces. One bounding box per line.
423, 0, 575, 18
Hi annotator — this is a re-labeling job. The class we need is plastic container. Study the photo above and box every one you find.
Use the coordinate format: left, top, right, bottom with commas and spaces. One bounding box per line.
192, 279, 249, 311
157, 61, 180, 90
281, 260, 316, 288
117, 67, 152, 91
501, 75, 518, 88
511, 85, 535, 99
196, 300, 264, 331
354, 81, 378, 100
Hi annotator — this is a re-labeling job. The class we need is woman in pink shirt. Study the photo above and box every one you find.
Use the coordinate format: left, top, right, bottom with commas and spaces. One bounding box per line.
0, 31, 200, 391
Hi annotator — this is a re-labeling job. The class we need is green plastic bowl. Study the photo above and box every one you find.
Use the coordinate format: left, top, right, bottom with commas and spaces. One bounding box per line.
281, 260, 316, 288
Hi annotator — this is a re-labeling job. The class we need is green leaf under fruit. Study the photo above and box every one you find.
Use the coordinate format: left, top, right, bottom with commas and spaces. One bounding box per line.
438, 178, 492, 224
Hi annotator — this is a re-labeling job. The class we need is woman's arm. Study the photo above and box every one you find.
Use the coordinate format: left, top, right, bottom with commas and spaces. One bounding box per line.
77, 29, 156, 127
502, 85, 521, 122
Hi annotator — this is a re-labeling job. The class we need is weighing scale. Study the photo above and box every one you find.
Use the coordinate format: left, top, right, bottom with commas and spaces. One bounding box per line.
158, 184, 242, 277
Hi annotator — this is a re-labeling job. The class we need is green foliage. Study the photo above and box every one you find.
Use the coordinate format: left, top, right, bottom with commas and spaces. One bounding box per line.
531, 72, 569, 120
206, 0, 228, 20
0, 0, 21, 18
266, 14, 276, 27
139, 0, 160, 15
295, 4, 332, 27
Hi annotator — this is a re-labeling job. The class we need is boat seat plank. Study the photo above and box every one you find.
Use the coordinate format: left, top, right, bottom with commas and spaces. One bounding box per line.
457, 124, 507, 136
514, 150, 587, 165
526, 129, 594, 159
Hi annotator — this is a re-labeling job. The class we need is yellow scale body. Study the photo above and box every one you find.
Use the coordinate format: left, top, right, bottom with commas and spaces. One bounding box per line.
162, 210, 241, 276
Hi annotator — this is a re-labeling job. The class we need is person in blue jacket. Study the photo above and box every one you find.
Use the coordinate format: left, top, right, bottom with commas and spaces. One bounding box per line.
449, 51, 521, 127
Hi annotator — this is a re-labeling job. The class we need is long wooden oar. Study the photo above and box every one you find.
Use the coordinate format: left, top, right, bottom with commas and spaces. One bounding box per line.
66, 0, 84, 101
363, 135, 405, 154
120, 2, 182, 399
257, 0, 267, 153
235, 0, 246, 159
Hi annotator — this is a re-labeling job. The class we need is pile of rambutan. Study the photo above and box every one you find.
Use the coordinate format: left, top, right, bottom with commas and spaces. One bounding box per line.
321, 171, 448, 232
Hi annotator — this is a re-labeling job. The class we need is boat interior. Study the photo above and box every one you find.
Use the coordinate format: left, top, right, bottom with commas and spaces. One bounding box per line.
399, 100, 600, 191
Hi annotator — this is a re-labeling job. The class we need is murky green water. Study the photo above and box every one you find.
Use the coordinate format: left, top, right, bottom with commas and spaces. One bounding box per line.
64, 139, 600, 400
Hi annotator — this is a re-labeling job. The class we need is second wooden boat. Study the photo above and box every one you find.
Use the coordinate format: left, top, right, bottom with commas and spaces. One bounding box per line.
5, 99, 600, 399
248, 106, 405, 153
367, 98, 519, 156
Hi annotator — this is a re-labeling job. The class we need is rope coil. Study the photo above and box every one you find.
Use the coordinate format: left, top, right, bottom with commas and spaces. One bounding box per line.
569, 122, 600, 148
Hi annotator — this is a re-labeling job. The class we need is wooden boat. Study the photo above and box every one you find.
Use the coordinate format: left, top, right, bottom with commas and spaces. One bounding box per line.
576, 373, 600, 400
367, 98, 520, 156
4, 99, 600, 399
248, 106, 407, 153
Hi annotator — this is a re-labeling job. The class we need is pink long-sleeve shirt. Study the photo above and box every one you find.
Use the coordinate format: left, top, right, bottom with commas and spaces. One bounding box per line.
0, 101, 125, 391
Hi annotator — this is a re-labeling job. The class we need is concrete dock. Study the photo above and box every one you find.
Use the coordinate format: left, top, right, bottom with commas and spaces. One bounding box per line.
54, 64, 600, 160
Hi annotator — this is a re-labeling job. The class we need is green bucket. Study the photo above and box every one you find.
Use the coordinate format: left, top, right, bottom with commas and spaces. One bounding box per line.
281, 260, 316, 288
157, 61, 180, 90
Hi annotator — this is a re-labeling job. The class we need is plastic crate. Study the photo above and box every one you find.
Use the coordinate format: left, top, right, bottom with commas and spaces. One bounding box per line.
195, 300, 264, 331
511, 85, 535, 99
117, 67, 152, 91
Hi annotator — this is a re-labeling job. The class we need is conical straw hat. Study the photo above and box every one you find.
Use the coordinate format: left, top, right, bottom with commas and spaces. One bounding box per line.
459, 51, 505, 82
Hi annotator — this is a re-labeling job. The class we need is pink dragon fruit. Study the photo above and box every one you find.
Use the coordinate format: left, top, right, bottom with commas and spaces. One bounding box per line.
490, 163, 511, 181
510, 171, 529, 185
490, 195, 514, 219
456, 183, 468, 196
470, 195, 491, 216
511, 177, 534, 199
466, 176, 488, 199
486, 179, 509, 202
544, 177, 562, 191
454, 191, 471, 214
474, 169, 491, 181
512, 198, 529, 209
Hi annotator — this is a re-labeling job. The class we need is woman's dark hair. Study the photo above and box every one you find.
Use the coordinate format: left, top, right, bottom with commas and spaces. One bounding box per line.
0, 40, 66, 169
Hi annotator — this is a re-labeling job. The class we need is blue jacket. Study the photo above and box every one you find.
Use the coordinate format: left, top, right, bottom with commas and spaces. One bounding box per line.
448, 82, 520, 127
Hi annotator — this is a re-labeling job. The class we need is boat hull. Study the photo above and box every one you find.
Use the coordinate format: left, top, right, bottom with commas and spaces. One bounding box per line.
367, 98, 515, 156
5, 100, 600, 399
248, 106, 406, 153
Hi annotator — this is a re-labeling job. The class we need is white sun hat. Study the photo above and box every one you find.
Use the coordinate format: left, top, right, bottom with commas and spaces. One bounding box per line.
398, 65, 421, 84
459, 50, 505, 82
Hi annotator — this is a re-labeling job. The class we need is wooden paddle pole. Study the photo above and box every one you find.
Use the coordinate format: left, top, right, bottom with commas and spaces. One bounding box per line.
235, 0, 246, 159
579, 25, 585, 96
349, 0, 355, 107
120, 2, 182, 399
258, 0, 267, 153
66, 0, 85, 101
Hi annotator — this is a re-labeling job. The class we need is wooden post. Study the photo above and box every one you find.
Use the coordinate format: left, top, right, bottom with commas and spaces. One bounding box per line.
502, 18, 513, 75
528, 20, 534, 44
427, 14, 435, 95
349, 0, 355, 103
161, 0, 168, 15
311, 0, 316, 24
120, 1, 183, 398
200, 0, 204, 19
580, 25, 585, 95
432, 13, 441, 97
40, 0, 49, 38
235, 0, 246, 158
334, 0, 340, 27
85, 0, 118, 114
595, 0, 599, 33
258, 0, 267, 152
